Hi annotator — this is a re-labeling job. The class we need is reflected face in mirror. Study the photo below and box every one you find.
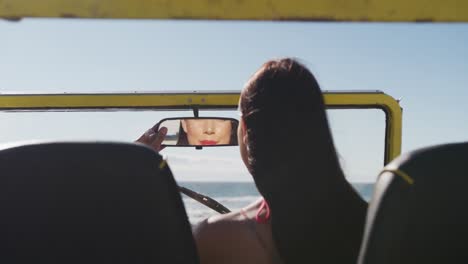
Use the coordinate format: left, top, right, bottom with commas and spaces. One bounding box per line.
180, 119, 233, 146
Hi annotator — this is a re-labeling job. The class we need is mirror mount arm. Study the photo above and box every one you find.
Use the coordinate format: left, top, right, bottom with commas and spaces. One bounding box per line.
192, 107, 199, 118
179, 186, 231, 214
191, 107, 203, 150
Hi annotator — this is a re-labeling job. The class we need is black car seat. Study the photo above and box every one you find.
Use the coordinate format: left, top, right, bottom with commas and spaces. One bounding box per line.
0, 141, 199, 264
358, 142, 468, 264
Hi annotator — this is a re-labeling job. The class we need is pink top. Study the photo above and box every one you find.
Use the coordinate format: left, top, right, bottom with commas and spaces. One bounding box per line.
255, 199, 271, 224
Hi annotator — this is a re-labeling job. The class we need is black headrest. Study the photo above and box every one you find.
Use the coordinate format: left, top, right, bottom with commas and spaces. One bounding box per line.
358, 142, 468, 264
0, 141, 199, 264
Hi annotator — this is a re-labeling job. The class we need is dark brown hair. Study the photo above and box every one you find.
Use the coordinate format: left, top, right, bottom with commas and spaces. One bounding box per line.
240, 58, 367, 264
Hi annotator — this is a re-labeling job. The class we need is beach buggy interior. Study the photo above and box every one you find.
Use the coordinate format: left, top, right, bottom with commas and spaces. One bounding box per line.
1, 1, 466, 263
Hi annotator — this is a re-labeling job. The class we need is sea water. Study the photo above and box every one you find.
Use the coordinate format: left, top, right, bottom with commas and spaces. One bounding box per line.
179, 182, 374, 224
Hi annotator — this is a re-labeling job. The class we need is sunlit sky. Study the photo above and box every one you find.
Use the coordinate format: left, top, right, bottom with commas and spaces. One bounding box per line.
1, 19, 467, 182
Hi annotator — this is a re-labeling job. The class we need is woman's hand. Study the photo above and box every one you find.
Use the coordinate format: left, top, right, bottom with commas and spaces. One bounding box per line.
135, 125, 168, 152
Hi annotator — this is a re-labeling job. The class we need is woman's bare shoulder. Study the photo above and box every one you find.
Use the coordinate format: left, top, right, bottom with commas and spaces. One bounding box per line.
193, 211, 246, 242
194, 199, 263, 240
193, 204, 264, 264
193, 212, 247, 263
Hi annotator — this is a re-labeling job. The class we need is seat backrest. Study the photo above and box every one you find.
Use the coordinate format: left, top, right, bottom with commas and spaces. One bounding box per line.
358, 142, 468, 264
0, 141, 199, 264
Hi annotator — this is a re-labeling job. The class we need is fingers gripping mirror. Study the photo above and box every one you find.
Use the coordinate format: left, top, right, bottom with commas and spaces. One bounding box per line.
156, 117, 239, 147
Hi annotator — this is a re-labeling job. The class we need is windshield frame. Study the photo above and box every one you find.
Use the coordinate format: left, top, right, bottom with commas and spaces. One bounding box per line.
0, 90, 402, 164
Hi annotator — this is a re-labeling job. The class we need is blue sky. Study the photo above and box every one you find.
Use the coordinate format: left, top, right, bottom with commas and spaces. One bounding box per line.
1, 19, 467, 181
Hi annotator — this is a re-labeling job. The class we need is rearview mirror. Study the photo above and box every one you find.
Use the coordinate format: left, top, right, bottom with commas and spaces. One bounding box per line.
155, 117, 239, 147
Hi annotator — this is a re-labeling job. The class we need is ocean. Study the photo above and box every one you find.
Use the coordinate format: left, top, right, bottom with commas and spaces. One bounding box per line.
179, 182, 374, 224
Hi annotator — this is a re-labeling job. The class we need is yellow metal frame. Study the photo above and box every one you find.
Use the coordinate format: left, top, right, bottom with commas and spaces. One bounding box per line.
0, 0, 467, 22
0, 91, 402, 164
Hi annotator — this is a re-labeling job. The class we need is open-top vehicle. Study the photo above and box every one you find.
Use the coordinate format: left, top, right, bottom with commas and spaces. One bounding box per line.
1, 1, 467, 263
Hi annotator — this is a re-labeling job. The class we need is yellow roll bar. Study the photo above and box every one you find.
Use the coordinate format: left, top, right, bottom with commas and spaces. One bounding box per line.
0, 91, 402, 164
0, 0, 467, 22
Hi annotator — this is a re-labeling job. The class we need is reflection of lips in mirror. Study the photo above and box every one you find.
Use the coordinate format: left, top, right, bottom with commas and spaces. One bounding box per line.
199, 140, 218, 146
